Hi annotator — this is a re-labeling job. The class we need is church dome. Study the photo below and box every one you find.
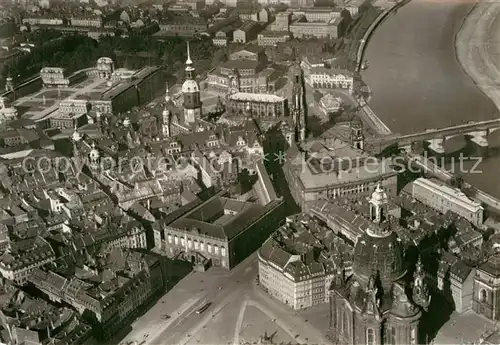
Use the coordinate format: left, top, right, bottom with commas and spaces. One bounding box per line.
352, 231, 406, 291
182, 79, 199, 94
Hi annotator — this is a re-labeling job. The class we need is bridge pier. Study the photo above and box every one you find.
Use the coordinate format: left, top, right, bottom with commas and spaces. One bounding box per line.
467, 130, 489, 156
425, 138, 445, 155
468, 130, 489, 147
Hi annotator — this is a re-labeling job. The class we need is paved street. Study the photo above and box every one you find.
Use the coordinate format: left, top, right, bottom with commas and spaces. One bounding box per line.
119, 253, 331, 345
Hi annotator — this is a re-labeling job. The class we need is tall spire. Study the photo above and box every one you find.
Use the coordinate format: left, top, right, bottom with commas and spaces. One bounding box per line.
186, 41, 192, 65
185, 41, 195, 78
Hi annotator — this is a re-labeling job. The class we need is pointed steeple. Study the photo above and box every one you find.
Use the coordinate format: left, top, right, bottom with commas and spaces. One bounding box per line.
186, 41, 192, 66
185, 42, 195, 78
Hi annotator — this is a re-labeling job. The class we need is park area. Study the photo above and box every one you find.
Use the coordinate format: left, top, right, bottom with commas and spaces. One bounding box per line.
333, 6, 384, 64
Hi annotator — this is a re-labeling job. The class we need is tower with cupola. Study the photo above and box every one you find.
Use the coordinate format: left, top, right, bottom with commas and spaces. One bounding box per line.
350, 117, 365, 150
182, 42, 202, 125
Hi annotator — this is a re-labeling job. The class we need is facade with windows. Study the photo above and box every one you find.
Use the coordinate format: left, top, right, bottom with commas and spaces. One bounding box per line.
473, 234, 500, 320
412, 177, 484, 226
329, 185, 431, 345
283, 137, 398, 212
227, 92, 287, 118
258, 213, 352, 309
257, 31, 291, 47
154, 187, 286, 270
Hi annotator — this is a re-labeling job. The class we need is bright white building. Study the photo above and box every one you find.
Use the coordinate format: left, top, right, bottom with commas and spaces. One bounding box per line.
412, 177, 484, 226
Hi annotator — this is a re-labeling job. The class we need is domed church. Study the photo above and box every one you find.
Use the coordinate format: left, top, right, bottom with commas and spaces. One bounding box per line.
329, 184, 431, 345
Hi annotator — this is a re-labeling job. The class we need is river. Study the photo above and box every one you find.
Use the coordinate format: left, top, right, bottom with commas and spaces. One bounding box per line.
361, 0, 500, 197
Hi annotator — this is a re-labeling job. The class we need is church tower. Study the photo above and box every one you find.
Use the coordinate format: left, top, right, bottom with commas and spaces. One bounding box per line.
291, 63, 306, 143
350, 117, 365, 150
162, 107, 171, 138
182, 42, 202, 125
71, 125, 82, 164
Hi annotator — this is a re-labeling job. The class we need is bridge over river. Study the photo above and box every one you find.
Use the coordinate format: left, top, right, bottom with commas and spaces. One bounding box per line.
367, 118, 500, 153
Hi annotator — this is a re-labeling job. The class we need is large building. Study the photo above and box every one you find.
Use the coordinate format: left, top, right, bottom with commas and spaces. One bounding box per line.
233, 21, 262, 44
257, 30, 291, 47
258, 213, 352, 310
158, 16, 208, 36
301, 58, 354, 91
329, 185, 431, 345
411, 178, 484, 227
290, 17, 343, 39
0, 236, 56, 285
40, 67, 70, 87
207, 46, 282, 93
153, 164, 285, 270
69, 15, 102, 27
226, 92, 287, 118
283, 135, 398, 211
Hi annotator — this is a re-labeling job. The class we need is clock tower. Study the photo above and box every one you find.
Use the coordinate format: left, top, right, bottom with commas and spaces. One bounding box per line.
182, 42, 202, 124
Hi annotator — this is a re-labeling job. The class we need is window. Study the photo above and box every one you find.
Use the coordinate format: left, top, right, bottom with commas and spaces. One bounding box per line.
200, 242, 205, 251
410, 328, 416, 345
214, 245, 219, 255
208, 244, 212, 253
181, 237, 185, 246
343, 311, 349, 335
221, 247, 226, 257
480, 289, 487, 303
366, 328, 375, 345
388, 326, 396, 345
167, 234, 172, 244
188, 239, 192, 249
174, 236, 179, 245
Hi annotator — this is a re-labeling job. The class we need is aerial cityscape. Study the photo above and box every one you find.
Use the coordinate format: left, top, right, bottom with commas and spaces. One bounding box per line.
0, 0, 500, 344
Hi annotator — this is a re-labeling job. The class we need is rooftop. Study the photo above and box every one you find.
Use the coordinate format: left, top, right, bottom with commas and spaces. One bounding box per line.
413, 178, 483, 213
228, 92, 285, 103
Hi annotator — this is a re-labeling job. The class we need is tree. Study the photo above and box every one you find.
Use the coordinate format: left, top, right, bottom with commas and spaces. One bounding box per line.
450, 175, 464, 189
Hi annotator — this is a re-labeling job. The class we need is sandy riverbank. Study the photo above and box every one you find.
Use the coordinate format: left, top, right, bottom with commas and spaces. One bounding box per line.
455, 0, 500, 111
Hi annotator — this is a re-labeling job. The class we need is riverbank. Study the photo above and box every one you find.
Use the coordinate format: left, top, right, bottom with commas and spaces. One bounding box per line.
455, 0, 500, 111
361, 0, 498, 134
